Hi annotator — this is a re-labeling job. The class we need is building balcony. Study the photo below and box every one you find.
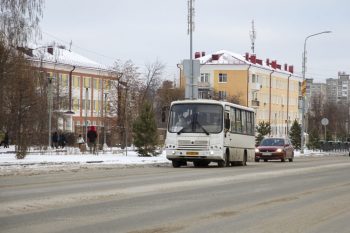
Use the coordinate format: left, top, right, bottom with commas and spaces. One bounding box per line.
250, 82, 261, 91
198, 82, 210, 88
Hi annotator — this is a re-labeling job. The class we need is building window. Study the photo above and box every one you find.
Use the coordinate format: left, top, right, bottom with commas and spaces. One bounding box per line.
73, 75, 80, 89
219, 73, 227, 83
200, 73, 210, 82
252, 74, 257, 83
84, 77, 91, 88
218, 91, 227, 100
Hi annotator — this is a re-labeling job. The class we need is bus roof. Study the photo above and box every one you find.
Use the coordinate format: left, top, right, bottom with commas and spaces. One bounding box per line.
170, 99, 255, 112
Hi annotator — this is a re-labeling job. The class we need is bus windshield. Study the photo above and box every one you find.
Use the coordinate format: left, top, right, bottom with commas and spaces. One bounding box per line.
168, 103, 223, 134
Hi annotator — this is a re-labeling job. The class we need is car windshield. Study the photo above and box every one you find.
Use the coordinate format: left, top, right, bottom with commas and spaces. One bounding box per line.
260, 138, 284, 146
168, 103, 223, 134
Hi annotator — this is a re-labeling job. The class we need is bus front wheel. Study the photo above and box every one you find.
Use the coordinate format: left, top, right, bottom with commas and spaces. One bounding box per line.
172, 160, 182, 168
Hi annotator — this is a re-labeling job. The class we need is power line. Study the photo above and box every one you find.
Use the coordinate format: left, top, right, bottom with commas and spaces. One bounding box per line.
41, 31, 180, 73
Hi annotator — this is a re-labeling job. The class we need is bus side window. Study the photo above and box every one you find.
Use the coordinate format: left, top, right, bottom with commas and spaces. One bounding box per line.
230, 107, 236, 133
242, 110, 247, 134
246, 111, 252, 135
236, 109, 242, 133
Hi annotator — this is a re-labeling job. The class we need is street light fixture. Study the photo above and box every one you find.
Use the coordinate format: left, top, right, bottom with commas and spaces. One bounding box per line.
103, 92, 109, 149
301, 30, 331, 154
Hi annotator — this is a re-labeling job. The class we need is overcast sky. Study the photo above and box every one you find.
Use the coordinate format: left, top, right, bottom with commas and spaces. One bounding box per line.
39, 0, 350, 82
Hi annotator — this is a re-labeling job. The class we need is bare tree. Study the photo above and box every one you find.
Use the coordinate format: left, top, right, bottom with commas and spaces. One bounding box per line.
0, 0, 43, 46
0, 0, 44, 157
139, 60, 164, 104
155, 80, 184, 127
110, 60, 140, 147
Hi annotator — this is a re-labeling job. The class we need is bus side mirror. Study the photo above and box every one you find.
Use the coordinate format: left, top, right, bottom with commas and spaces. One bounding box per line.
224, 118, 230, 130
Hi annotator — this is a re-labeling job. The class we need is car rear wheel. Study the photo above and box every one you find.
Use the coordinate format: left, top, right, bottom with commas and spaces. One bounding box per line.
264, 159, 268, 162
255, 158, 260, 162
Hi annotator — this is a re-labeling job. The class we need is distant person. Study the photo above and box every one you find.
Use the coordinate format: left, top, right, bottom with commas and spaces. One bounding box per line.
77, 134, 85, 153
52, 132, 59, 149
87, 126, 98, 154
59, 133, 66, 148
1, 132, 9, 148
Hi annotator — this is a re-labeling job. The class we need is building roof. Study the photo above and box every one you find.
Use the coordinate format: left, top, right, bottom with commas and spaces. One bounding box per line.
25, 45, 110, 72
196, 49, 299, 77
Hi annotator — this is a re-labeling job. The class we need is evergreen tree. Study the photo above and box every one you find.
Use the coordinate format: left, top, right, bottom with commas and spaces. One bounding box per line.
132, 101, 158, 156
307, 129, 320, 150
289, 119, 301, 150
255, 121, 271, 146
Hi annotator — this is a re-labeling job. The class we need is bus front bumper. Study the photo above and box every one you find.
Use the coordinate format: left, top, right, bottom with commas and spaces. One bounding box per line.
166, 150, 223, 161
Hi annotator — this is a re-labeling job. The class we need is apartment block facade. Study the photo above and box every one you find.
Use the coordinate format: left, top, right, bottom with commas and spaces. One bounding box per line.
27, 45, 116, 138
180, 50, 302, 137
326, 72, 350, 104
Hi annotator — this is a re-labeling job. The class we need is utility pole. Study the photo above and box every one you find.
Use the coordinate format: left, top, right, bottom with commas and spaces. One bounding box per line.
188, 0, 195, 99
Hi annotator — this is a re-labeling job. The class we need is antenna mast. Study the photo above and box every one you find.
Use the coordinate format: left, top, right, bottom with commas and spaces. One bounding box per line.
250, 20, 256, 54
187, 0, 195, 99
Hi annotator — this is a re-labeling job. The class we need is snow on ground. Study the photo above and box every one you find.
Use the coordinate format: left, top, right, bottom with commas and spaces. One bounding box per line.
0, 145, 348, 176
0, 146, 170, 176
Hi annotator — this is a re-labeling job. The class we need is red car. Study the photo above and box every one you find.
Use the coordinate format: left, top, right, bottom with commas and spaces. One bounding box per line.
255, 137, 294, 162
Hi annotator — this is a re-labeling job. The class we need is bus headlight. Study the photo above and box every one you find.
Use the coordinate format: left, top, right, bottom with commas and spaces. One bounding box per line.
210, 150, 214, 155
172, 150, 175, 155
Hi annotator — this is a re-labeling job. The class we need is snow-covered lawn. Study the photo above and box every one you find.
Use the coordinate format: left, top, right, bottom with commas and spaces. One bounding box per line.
0, 145, 348, 176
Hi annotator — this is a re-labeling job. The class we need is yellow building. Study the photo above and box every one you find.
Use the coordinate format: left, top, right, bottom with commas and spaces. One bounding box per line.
180, 50, 302, 137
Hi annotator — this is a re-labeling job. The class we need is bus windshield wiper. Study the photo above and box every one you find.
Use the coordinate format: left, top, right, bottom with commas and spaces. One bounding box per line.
195, 121, 210, 135
177, 127, 185, 135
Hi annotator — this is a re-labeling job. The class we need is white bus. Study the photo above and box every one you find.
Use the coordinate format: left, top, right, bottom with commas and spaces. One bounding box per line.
165, 99, 255, 167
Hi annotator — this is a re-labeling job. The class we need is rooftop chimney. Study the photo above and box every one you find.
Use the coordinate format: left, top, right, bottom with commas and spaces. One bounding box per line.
250, 54, 256, 64
271, 60, 277, 69
284, 63, 288, 71
288, 65, 294, 73
202, 51, 206, 56
194, 52, 201, 59
212, 54, 220, 60
266, 58, 270, 66
245, 52, 249, 61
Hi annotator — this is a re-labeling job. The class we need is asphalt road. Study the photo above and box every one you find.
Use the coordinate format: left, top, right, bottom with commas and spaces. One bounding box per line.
1, 155, 350, 233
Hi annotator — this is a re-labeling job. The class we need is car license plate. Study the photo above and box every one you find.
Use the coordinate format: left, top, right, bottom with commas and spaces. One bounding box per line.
186, 151, 198, 156
262, 152, 272, 156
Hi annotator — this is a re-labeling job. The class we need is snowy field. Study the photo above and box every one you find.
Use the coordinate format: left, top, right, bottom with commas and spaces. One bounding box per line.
0, 145, 348, 176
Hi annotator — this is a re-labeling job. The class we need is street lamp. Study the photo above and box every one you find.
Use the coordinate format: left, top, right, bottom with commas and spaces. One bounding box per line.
103, 92, 109, 149
85, 87, 89, 143
301, 31, 331, 154
48, 73, 53, 148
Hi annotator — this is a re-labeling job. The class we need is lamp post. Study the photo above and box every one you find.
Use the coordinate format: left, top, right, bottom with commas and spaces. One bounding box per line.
85, 87, 89, 143
48, 74, 53, 148
301, 31, 331, 154
103, 92, 108, 149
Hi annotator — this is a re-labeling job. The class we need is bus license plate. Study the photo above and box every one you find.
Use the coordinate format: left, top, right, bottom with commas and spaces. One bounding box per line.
186, 151, 198, 156
262, 152, 272, 156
